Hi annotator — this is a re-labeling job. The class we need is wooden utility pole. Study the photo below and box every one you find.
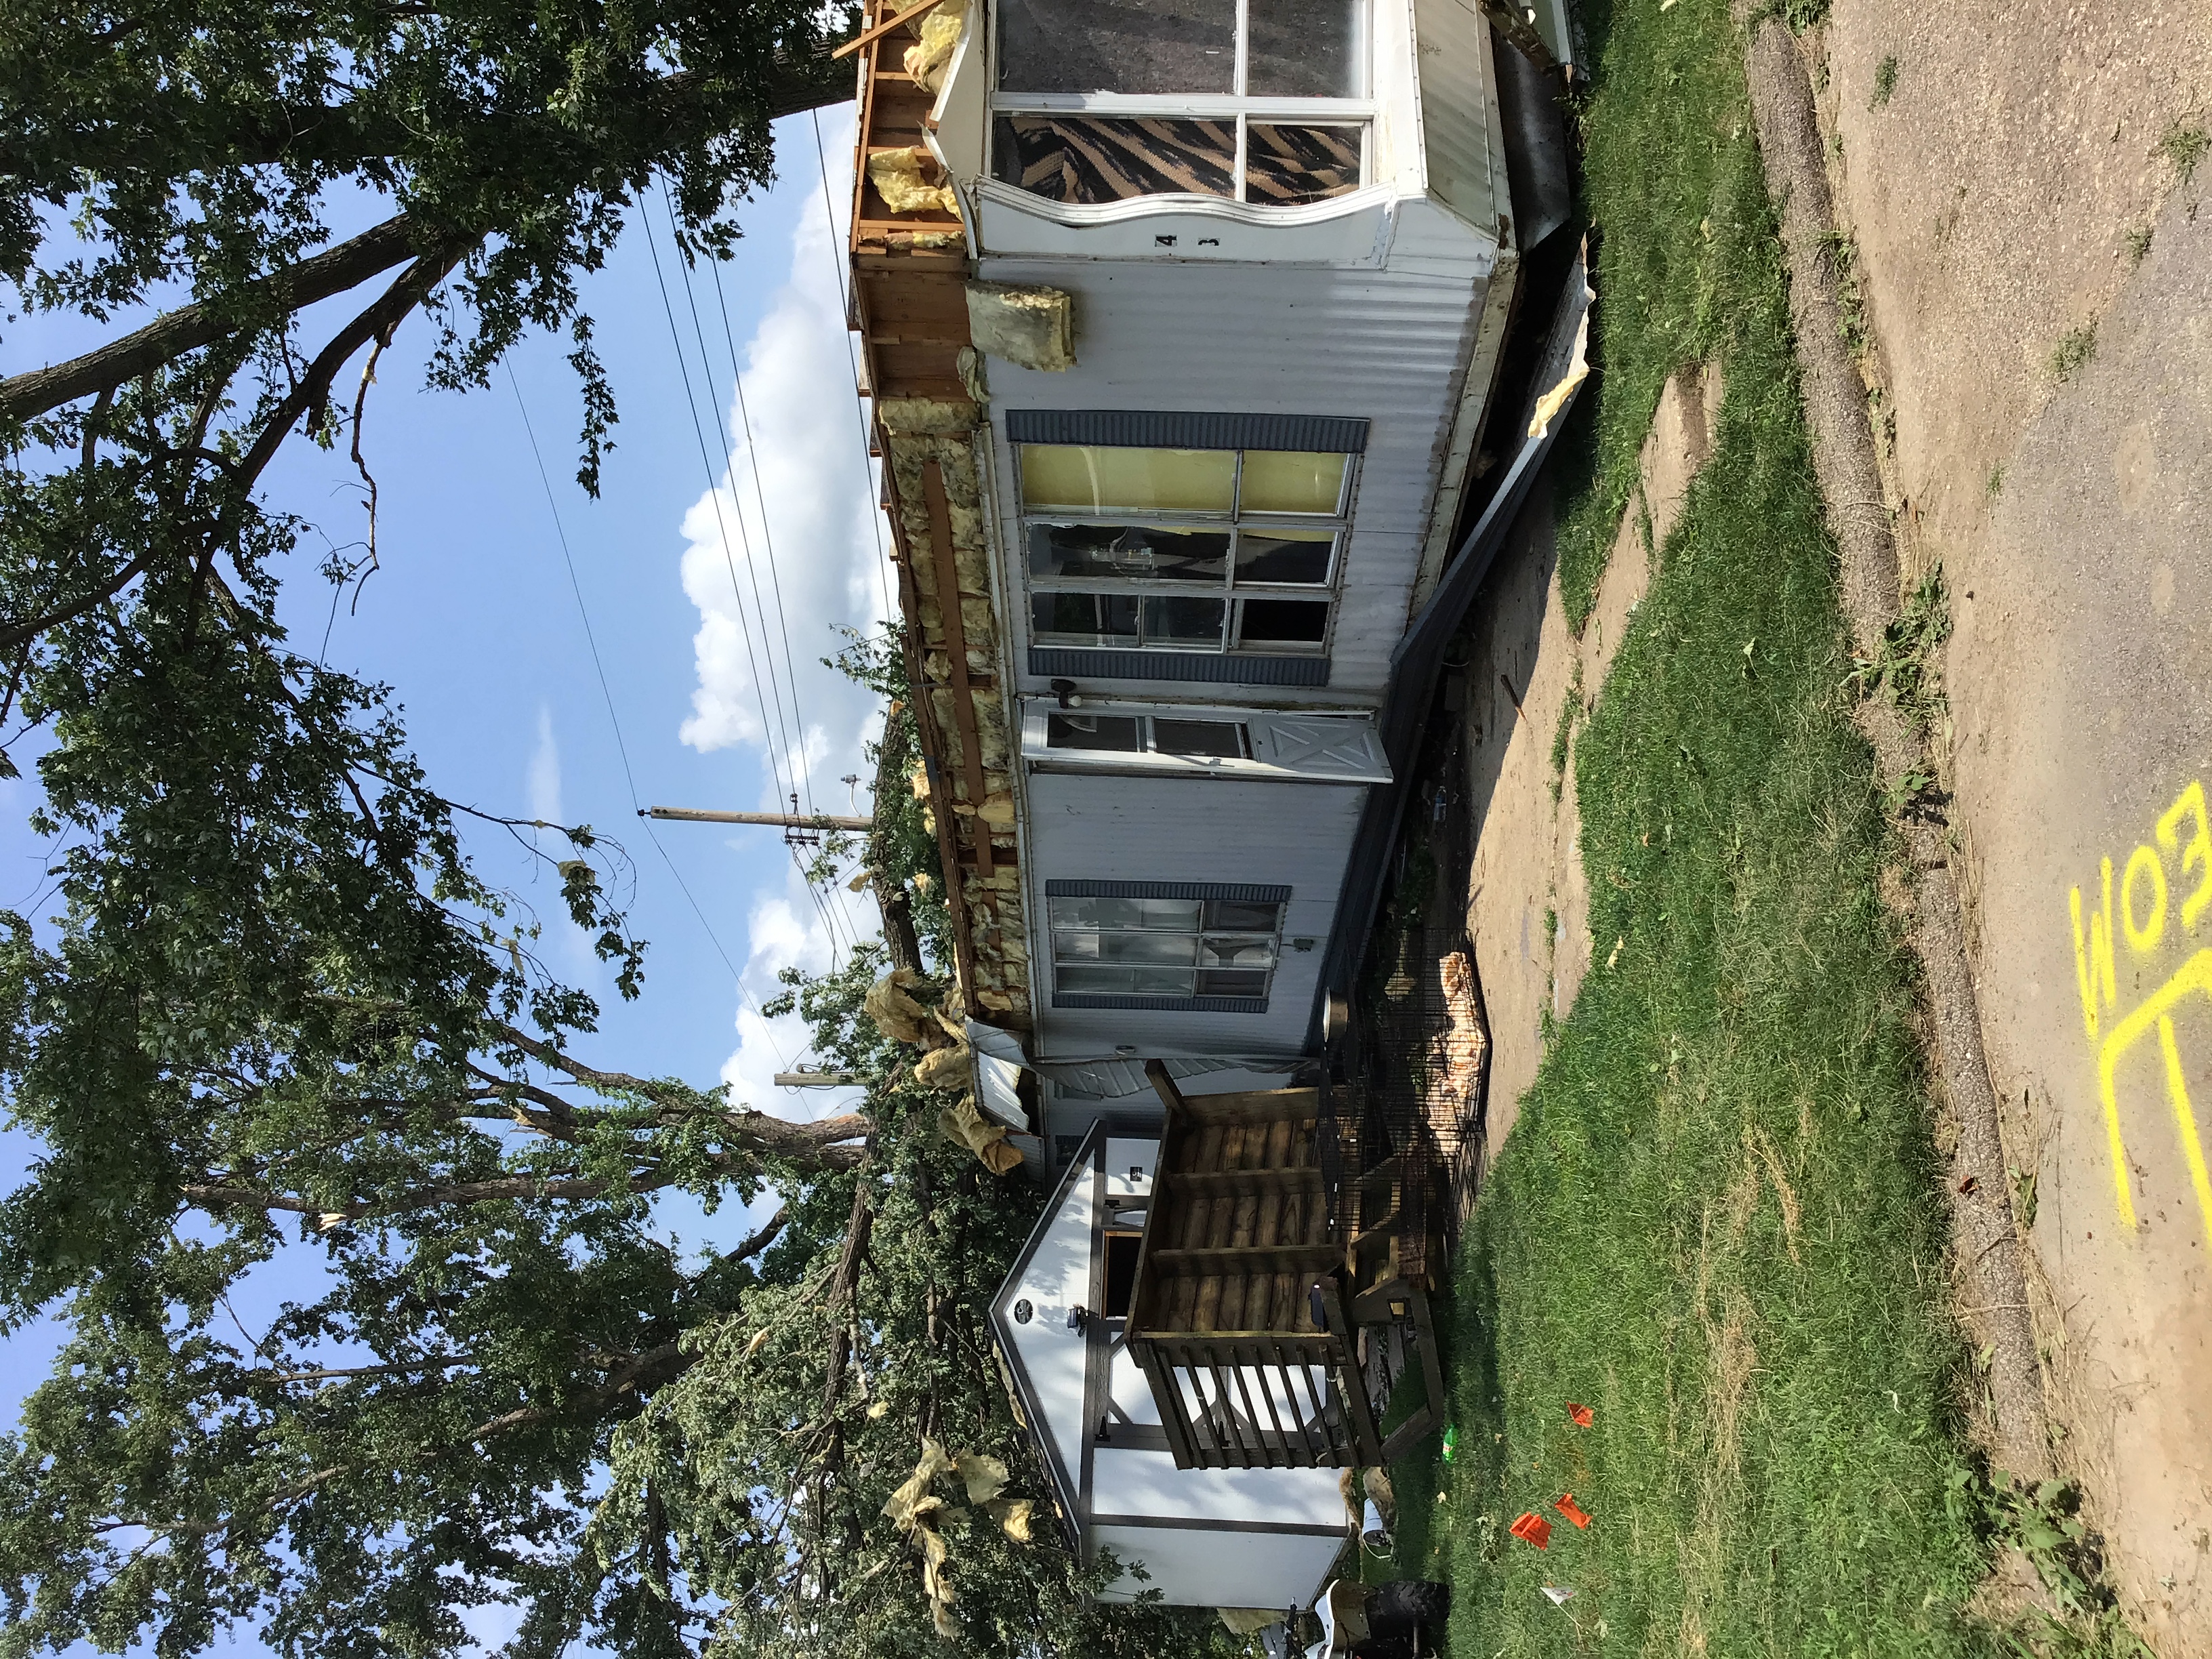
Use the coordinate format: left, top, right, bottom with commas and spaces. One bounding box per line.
640, 807, 874, 830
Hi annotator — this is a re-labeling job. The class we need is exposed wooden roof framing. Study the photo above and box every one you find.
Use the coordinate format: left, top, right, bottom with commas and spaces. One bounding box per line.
847, 0, 1031, 1029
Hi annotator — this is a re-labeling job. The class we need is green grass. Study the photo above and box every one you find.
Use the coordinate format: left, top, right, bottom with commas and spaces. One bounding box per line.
1393, 0, 2028, 1650
2159, 119, 2209, 183
1550, 0, 1748, 627
1870, 55, 1900, 109
2047, 325, 2097, 383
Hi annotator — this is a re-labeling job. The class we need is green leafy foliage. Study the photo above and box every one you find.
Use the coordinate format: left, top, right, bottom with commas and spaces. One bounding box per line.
0, 4, 1221, 1655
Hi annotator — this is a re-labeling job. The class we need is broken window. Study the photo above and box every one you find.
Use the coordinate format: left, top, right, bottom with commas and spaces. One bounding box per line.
992, 0, 1369, 206
997, 0, 1237, 96
1023, 443, 1349, 657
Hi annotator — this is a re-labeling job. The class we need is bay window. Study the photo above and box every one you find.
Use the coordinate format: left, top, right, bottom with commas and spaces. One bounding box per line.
992, 0, 1372, 206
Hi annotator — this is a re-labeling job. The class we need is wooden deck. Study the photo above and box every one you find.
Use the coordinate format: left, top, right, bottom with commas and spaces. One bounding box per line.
1125, 1065, 1447, 1471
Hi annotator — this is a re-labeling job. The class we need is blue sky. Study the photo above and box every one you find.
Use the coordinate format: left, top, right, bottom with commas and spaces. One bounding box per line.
0, 106, 888, 1652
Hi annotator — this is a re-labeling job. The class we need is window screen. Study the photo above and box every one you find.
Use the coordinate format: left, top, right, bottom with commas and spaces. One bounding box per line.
1047, 712, 1250, 757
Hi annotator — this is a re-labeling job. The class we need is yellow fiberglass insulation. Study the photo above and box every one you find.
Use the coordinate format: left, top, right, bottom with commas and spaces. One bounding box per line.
867, 145, 960, 218
902, 0, 967, 93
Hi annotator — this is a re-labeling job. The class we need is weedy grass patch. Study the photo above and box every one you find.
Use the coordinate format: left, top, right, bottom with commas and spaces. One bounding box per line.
1384, 0, 2040, 1650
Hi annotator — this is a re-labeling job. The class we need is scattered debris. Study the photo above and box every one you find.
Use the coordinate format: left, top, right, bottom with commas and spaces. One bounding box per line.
864, 968, 933, 1045
1511, 1511, 1553, 1549
1556, 1493, 1592, 1530
938, 1094, 1024, 1175
901, 0, 966, 91
1568, 1401, 1595, 1427
1362, 1498, 1393, 1552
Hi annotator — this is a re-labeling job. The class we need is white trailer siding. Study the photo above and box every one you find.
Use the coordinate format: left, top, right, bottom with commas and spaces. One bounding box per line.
1088, 1523, 1347, 1610
1414, 0, 1513, 234
996, 1133, 1097, 1517
979, 251, 1502, 706
1020, 770, 1368, 1059
989, 1130, 1347, 1612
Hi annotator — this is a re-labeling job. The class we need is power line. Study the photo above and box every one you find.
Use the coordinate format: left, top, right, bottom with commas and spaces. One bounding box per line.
504, 361, 792, 1070
693, 227, 863, 966
708, 249, 816, 817
648, 186, 851, 969
655, 186, 813, 827
638, 192, 800, 821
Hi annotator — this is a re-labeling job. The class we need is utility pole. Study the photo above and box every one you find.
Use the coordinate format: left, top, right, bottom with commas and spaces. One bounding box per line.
641, 806, 874, 832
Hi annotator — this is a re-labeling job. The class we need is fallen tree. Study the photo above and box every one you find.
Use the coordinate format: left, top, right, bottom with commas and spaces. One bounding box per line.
0, 5, 1233, 1652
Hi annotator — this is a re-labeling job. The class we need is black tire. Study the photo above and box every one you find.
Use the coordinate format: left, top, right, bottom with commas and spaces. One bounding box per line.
1368, 1579, 1451, 1640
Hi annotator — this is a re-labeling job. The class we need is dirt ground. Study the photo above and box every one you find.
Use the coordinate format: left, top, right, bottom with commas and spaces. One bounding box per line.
1810, 3, 2212, 1646
1463, 365, 1722, 1158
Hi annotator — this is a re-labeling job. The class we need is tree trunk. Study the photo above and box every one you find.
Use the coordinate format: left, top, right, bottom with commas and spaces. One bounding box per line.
0, 216, 422, 423
867, 714, 926, 976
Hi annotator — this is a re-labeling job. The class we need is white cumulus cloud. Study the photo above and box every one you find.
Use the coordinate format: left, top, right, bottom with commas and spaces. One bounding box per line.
669, 108, 901, 1118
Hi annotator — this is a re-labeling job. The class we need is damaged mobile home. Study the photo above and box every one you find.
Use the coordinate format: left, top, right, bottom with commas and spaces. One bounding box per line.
840, 0, 1589, 1616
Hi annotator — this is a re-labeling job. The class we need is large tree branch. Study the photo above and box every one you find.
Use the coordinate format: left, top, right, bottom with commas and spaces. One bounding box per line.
0, 546, 163, 654
229, 241, 469, 499
180, 1134, 861, 1223
819, 1181, 874, 1414
4, 45, 855, 200
867, 713, 925, 975
491, 1022, 874, 1166
182, 1165, 723, 1222
0, 216, 423, 424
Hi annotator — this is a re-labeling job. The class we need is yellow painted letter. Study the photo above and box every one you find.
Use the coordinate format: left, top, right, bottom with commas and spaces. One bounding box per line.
2158, 780, 2212, 935
2124, 844, 2169, 954
2071, 858, 2117, 1041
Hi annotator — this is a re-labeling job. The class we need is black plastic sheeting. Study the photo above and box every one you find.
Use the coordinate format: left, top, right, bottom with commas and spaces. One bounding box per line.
1305, 247, 1593, 1051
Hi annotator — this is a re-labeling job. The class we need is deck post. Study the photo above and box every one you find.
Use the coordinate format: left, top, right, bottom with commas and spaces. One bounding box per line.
1312, 1275, 1385, 1466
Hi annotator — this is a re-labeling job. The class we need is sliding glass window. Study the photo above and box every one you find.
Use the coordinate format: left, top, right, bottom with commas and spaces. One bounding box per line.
1048, 895, 1284, 1001
1021, 443, 1349, 656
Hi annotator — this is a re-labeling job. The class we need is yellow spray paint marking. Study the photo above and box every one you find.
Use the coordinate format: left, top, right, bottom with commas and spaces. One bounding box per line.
2157, 1011, 2212, 1249
2157, 780, 2212, 935
2070, 859, 2116, 1043
2123, 844, 2168, 953
2068, 777, 2212, 1235
2095, 950, 2212, 1244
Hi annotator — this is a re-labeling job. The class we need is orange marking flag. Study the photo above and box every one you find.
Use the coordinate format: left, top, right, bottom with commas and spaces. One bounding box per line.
1566, 1402, 1594, 1428
1510, 1511, 1553, 1549
1555, 1493, 1592, 1530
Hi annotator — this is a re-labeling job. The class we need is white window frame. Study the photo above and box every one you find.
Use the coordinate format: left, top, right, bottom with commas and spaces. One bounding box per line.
1020, 445, 1358, 659
1019, 701, 1395, 785
989, 0, 1375, 205
1044, 709, 1252, 759
1047, 893, 1287, 1004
